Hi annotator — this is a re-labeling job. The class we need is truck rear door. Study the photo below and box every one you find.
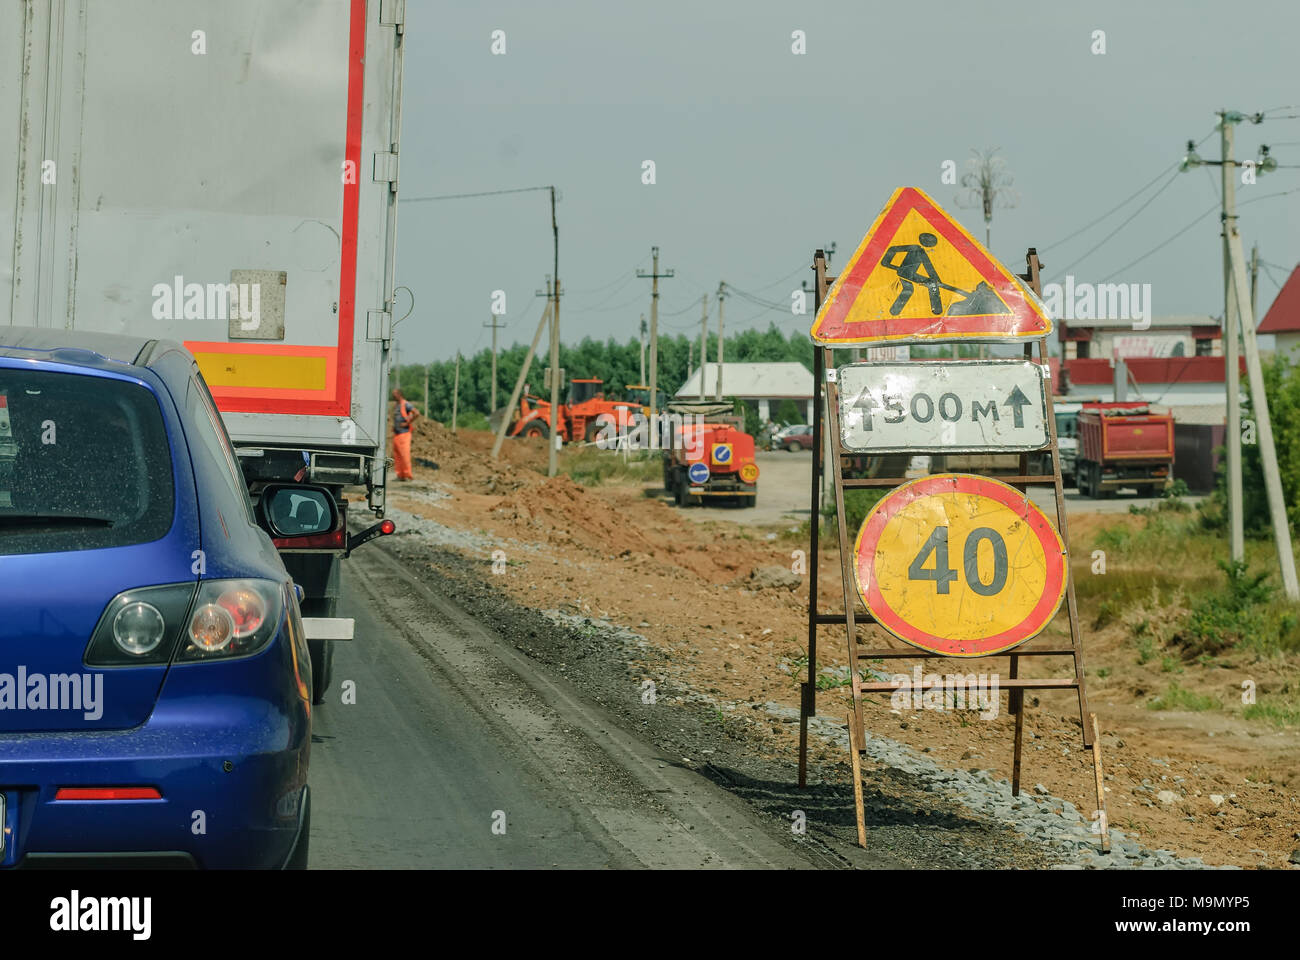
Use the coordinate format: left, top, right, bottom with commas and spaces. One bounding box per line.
0, 0, 404, 461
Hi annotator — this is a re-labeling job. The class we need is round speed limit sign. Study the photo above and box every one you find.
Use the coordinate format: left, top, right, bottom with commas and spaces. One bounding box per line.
854, 474, 1067, 657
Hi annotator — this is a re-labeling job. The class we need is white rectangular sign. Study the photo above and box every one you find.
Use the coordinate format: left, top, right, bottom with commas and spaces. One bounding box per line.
837, 360, 1049, 453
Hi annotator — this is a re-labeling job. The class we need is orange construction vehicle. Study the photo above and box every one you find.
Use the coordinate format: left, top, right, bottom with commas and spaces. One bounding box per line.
505, 377, 641, 443
660, 400, 759, 508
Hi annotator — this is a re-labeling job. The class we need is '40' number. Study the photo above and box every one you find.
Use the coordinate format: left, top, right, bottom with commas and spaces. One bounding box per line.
907, 526, 1008, 596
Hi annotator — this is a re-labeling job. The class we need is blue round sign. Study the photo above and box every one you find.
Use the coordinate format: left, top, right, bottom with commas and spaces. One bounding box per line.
688, 462, 710, 484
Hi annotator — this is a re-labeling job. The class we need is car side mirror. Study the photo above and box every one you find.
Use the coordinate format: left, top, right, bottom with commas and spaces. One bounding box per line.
259, 483, 339, 539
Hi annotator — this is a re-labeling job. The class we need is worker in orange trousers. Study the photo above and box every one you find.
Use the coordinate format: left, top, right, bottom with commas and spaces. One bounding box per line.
392, 388, 419, 481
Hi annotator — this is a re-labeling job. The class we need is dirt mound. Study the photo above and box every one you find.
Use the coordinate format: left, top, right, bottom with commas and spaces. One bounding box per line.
407, 419, 546, 494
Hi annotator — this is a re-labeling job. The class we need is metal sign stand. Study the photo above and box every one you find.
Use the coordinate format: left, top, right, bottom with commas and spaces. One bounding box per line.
798, 247, 1108, 851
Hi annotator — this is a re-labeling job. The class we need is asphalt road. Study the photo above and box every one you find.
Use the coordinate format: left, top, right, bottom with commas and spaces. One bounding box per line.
307, 545, 819, 869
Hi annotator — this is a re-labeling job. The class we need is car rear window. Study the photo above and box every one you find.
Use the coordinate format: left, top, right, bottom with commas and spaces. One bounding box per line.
0, 369, 175, 556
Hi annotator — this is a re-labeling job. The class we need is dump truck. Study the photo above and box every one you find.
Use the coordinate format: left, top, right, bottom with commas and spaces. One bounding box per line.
1075, 402, 1175, 498
660, 400, 759, 507
504, 378, 641, 443
0, 0, 407, 703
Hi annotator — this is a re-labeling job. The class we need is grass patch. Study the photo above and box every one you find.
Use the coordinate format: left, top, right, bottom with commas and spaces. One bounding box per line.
822, 488, 887, 534
1148, 682, 1221, 712
561, 447, 662, 487
1175, 560, 1300, 657
1243, 700, 1300, 728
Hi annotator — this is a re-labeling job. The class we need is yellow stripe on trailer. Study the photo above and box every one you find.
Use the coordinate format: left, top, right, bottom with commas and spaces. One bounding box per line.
193, 351, 328, 391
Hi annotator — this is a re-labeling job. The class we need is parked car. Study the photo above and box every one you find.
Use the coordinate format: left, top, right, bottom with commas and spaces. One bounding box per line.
771, 423, 814, 452
0, 327, 330, 868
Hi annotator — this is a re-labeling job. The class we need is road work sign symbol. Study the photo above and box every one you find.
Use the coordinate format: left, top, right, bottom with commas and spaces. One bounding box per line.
838, 359, 1049, 453
711, 443, 733, 466
688, 461, 710, 484
810, 187, 1053, 345
854, 473, 1067, 657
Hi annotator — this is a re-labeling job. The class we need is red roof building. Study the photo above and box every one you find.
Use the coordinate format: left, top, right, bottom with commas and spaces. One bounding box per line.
1257, 264, 1300, 356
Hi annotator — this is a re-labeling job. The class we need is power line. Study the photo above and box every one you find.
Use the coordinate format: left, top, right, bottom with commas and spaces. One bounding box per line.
1041, 128, 1217, 253
1051, 169, 1182, 279
1091, 186, 1300, 285
1094, 198, 1219, 283
399, 185, 553, 204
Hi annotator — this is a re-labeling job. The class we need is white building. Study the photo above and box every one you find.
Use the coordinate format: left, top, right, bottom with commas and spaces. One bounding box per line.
676, 361, 814, 423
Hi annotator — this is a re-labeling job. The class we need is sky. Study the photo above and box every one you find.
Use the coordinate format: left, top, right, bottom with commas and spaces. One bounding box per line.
392, 0, 1300, 364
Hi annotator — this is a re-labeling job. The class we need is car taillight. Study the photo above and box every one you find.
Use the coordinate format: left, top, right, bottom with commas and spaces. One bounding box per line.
178, 579, 283, 662
217, 586, 266, 638
84, 584, 197, 667
111, 601, 166, 656
189, 603, 236, 652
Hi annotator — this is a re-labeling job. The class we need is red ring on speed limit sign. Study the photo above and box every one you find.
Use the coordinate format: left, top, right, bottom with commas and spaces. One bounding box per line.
854, 473, 1067, 656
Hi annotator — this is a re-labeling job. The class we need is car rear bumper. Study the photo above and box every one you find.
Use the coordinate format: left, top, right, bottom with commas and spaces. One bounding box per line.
0, 697, 309, 869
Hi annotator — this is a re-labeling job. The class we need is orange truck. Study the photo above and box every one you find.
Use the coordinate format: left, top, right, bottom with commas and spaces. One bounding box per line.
1075, 402, 1175, 498
660, 400, 759, 508
506, 378, 640, 443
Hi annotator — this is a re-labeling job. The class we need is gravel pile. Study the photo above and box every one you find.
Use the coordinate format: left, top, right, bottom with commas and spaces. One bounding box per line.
763, 702, 1233, 870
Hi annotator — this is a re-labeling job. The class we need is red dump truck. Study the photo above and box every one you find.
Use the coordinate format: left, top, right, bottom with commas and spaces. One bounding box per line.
1075, 402, 1175, 498
661, 400, 759, 507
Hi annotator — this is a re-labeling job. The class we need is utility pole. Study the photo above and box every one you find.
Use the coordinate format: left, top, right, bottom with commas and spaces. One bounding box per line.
637, 247, 674, 429
1221, 119, 1299, 599
485, 312, 505, 414
451, 353, 461, 433
715, 282, 725, 401
698, 295, 708, 400
547, 276, 562, 477
548, 186, 561, 478
639, 314, 647, 384
423, 363, 430, 415
1221, 118, 1245, 563
1250, 243, 1260, 320
491, 300, 551, 459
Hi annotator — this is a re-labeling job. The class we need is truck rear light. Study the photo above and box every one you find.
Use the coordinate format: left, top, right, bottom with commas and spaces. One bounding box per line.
55, 787, 162, 801
272, 528, 347, 549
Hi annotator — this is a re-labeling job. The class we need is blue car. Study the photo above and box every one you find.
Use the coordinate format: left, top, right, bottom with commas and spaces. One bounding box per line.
0, 327, 330, 868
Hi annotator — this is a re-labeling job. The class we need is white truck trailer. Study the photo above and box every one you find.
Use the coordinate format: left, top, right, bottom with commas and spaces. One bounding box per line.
1, 0, 407, 702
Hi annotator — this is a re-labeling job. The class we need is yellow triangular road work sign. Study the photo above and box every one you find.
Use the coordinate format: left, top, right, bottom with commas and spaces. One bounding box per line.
811, 187, 1053, 345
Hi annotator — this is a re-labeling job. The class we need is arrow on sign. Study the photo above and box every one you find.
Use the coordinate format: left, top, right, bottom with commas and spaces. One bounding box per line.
853, 390, 876, 430
1002, 385, 1032, 429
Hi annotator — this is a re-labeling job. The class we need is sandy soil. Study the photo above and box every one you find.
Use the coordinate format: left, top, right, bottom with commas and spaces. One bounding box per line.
388, 421, 1300, 868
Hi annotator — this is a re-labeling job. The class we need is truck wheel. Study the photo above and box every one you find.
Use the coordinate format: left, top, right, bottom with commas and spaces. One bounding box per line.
673, 476, 686, 506
301, 597, 336, 705
523, 421, 549, 440
786, 442, 800, 453
741, 494, 757, 508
